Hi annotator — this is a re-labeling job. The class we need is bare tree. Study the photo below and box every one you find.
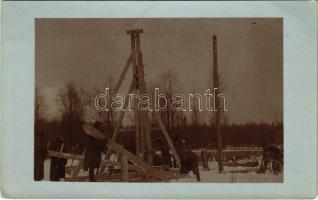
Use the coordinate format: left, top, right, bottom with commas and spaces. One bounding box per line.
89, 77, 117, 133
190, 93, 200, 126
34, 87, 47, 181
57, 82, 85, 122
57, 81, 86, 148
35, 87, 46, 128
158, 70, 185, 135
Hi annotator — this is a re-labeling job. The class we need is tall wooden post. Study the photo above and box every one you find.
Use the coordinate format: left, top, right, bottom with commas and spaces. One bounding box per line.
213, 35, 224, 173
129, 32, 141, 157
136, 33, 146, 160
127, 29, 153, 163
121, 154, 129, 181
104, 29, 178, 169
137, 50, 153, 164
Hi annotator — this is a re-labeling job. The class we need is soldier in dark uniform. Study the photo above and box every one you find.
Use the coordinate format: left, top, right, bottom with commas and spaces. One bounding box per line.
258, 145, 283, 174
123, 137, 135, 154
34, 130, 46, 181
160, 145, 171, 171
179, 149, 200, 181
84, 121, 106, 182
49, 136, 67, 181
174, 137, 200, 181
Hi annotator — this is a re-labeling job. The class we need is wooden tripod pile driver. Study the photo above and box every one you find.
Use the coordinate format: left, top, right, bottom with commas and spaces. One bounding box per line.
49, 29, 181, 182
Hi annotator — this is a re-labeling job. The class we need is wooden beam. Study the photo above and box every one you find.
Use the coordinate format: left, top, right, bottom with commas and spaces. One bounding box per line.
112, 54, 132, 95
151, 112, 181, 167
121, 154, 129, 181
83, 125, 178, 180
213, 34, 224, 173
111, 81, 134, 141
135, 96, 141, 158
47, 150, 83, 160
137, 47, 153, 164
105, 81, 134, 158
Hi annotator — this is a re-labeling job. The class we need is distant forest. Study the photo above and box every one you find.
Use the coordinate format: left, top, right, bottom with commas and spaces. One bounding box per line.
35, 70, 283, 154
36, 119, 282, 154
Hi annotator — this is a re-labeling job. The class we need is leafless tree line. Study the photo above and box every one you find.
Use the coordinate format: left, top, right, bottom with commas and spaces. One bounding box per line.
35, 69, 214, 134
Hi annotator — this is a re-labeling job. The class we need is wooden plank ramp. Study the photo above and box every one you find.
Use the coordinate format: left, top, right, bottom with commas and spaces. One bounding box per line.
83, 124, 179, 181
47, 150, 84, 160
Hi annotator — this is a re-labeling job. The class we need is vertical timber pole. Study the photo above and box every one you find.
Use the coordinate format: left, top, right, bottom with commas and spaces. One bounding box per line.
121, 153, 129, 181
136, 37, 153, 164
213, 35, 224, 173
130, 32, 141, 158
135, 34, 146, 159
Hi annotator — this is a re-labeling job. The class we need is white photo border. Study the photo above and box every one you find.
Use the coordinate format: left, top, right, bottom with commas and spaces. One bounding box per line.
1, 1, 317, 198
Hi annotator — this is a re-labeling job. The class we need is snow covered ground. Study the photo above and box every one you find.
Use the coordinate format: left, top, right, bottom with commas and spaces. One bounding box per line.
43, 158, 283, 183
170, 161, 283, 183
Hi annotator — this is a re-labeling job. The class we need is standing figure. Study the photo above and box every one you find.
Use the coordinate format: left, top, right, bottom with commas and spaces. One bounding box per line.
180, 149, 201, 181
49, 136, 67, 181
174, 137, 200, 181
34, 130, 46, 181
160, 145, 171, 171
84, 121, 106, 182
258, 145, 283, 174
155, 139, 172, 170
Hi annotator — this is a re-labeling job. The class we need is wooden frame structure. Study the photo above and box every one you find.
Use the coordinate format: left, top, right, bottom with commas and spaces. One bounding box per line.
49, 29, 181, 182
103, 29, 180, 166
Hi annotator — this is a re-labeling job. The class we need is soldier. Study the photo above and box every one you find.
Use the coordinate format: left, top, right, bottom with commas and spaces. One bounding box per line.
49, 136, 67, 181
258, 145, 283, 174
83, 121, 106, 182
174, 137, 200, 181
34, 130, 46, 181
155, 139, 171, 170
160, 145, 171, 171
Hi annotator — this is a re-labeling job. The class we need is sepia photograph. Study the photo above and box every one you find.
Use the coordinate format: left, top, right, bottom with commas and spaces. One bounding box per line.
34, 18, 283, 183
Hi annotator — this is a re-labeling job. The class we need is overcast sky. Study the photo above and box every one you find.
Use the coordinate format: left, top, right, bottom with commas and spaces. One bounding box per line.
36, 18, 283, 124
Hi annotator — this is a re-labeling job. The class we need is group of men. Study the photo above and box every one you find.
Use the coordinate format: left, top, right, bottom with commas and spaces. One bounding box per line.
34, 121, 106, 182
35, 124, 282, 182
35, 121, 201, 182
258, 145, 283, 174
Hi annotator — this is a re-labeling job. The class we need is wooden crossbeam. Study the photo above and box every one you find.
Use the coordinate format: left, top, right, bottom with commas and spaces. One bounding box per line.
48, 150, 83, 160
84, 124, 178, 180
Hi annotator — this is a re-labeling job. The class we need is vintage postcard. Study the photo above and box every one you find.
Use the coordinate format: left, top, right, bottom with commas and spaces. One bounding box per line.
1, 1, 317, 199
35, 18, 283, 183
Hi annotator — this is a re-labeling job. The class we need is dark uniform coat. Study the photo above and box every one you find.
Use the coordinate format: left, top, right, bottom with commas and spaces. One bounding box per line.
49, 137, 67, 181
83, 135, 105, 170
34, 130, 46, 181
174, 137, 200, 181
